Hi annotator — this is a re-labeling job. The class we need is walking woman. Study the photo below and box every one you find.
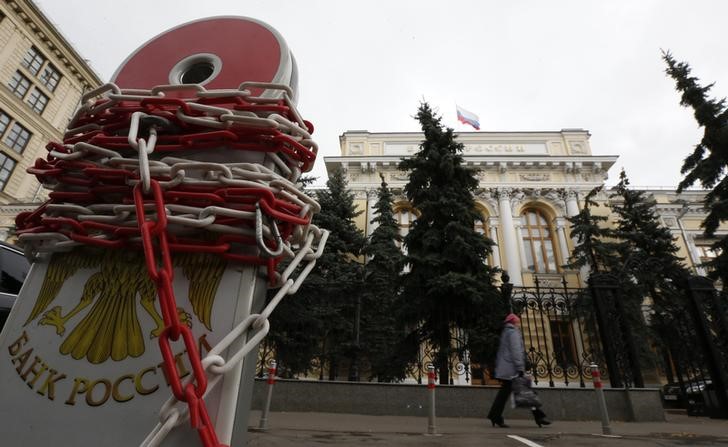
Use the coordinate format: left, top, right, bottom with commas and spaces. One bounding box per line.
487, 313, 551, 428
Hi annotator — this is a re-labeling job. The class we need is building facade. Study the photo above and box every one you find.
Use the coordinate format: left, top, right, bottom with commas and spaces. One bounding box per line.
0, 0, 101, 240
324, 129, 724, 386
326, 129, 720, 288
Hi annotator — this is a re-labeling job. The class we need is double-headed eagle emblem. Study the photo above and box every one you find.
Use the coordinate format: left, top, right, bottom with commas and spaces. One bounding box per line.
24, 249, 226, 364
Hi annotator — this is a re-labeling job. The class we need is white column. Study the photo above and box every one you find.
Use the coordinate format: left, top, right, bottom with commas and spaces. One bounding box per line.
488, 222, 501, 268
565, 189, 580, 217
565, 190, 590, 284
555, 218, 570, 267
514, 220, 529, 271
366, 190, 378, 236
497, 189, 522, 285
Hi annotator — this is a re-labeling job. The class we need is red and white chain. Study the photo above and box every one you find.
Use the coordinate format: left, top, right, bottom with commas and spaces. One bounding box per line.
16, 82, 328, 447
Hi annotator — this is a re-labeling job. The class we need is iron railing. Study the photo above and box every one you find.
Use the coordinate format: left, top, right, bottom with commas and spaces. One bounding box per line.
510, 276, 607, 387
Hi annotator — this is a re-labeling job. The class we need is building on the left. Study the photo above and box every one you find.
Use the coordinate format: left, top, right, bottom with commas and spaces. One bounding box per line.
0, 0, 101, 241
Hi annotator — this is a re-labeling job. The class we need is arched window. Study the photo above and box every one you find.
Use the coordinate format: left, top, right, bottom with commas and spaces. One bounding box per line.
521, 208, 558, 273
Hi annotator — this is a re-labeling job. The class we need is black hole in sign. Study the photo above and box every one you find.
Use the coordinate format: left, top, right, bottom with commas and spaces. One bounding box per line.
181, 62, 214, 84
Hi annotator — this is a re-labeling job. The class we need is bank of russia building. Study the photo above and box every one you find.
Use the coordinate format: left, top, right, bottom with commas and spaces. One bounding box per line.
326, 129, 715, 288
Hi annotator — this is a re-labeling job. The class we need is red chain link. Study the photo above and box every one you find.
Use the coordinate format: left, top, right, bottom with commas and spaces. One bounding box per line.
135, 180, 223, 446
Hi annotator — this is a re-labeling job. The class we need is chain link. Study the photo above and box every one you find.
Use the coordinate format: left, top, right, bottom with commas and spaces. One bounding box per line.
17, 82, 328, 447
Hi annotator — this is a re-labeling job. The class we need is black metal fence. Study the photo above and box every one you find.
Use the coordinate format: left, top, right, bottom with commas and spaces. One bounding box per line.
656, 277, 728, 418
255, 271, 728, 419
504, 273, 728, 418
508, 276, 607, 387
406, 328, 471, 385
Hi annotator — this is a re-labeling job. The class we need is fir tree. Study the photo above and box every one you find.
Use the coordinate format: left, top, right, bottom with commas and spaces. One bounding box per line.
664, 51, 728, 283
268, 168, 365, 379
359, 174, 408, 381
565, 186, 620, 273
609, 169, 690, 368
266, 290, 324, 377
610, 169, 689, 289
398, 102, 500, 384
310, 167, 366, 379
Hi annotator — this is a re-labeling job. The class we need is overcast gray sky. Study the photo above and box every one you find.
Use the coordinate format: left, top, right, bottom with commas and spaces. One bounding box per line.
35, 0, 728, 188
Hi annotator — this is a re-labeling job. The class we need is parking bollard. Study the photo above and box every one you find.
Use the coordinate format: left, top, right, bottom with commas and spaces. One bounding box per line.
258, 360, 277, 430
590, 363, 612, 435
427, 364, 437, 435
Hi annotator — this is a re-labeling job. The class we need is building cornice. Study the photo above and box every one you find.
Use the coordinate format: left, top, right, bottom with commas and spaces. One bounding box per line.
325, 155, 618, 173
340, 129, 591, 139
0, 201, 42, 213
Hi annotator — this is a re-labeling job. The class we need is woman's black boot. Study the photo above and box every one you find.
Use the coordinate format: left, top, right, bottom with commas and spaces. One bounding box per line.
532, 408, 551, 427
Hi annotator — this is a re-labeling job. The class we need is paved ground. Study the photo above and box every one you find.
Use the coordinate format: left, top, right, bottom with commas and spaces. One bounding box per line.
246, 411, 728, 446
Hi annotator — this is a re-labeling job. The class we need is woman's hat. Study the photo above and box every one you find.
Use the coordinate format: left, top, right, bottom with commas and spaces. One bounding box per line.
504, 313, 520, 325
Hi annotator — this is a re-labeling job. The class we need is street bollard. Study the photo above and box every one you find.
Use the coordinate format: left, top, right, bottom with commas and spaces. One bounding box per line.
427, 364, 437, 435
590, 363, 612, 435
258, 360, 277, 431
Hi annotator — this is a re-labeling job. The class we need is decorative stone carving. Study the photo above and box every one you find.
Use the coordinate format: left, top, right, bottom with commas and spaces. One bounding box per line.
519, 173, 551, 182
662, 217, 677, 228
570, 142, 587, 154
510, 190, 526, 211
501, 187, 569, 216
543, 189, 567, 214
475, 189, 498, 210
349, 143, 363, 155
534, 275, 563, 288
390, 171, 410, 182
491, 187, 512, 201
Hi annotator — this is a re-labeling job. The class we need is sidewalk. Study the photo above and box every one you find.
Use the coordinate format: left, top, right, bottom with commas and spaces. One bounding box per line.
246, 411, 728, 446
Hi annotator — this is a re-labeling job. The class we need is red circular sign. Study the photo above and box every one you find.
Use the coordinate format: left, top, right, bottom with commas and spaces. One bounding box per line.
112, 17, 289, 92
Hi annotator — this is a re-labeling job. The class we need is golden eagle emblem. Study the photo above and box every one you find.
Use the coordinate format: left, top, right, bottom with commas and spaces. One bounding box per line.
24, 249, 226, 364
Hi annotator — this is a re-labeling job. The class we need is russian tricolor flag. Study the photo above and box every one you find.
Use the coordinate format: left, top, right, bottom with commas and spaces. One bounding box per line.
456, 105, 480, 130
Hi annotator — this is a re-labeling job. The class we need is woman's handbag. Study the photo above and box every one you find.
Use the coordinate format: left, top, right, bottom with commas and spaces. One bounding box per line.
512, 375, 542, 408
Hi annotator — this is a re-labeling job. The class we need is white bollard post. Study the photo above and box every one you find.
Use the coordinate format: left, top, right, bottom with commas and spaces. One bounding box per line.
590, 363, 613, 435
258, 360, 277, 430
427, 364, 437, 435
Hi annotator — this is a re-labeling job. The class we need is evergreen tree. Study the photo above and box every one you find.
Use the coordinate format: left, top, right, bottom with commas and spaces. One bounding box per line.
565, 186, 620, 273
310, 167, 366, 379
266, 290, 324, 377
266, 169, 365, 379
359, 174, 408, 381
610, 169, 689, 290
664, 51, 728, 283
398, 102, 501, 384
609, 169, 690, 368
